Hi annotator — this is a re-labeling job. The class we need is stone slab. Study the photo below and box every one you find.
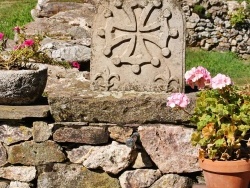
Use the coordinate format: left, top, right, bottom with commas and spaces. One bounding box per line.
0, 105, 50, 120
192, 184, 206, 188
48, 82, 197, 124
90, 0, 185, 92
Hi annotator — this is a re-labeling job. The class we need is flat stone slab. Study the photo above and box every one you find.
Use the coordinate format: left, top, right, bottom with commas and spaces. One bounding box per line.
0, 105, 50, 120
48, 81, 196, 124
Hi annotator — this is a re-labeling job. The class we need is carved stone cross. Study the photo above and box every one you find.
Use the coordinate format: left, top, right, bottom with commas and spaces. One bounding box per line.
91, 0, 185, 92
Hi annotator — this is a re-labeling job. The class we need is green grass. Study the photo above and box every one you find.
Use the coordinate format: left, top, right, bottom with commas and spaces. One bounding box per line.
0, 0, 37, 38
186, 48, 250, 86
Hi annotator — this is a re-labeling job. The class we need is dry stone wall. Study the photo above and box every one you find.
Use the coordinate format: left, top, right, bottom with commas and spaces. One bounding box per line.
0, 89, 202, 188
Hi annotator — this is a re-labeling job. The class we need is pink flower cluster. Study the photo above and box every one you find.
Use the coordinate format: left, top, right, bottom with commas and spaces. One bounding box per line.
185, 66, 211, 89
71, 61, 80, 70
0, 33, 4, 41
211, 73, 231, 89
167, 93, 190, 108
14, 39, 35, 50
167, 66, 232, 109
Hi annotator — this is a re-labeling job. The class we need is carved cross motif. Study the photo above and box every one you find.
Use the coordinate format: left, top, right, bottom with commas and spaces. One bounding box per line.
98, 0, 178, 74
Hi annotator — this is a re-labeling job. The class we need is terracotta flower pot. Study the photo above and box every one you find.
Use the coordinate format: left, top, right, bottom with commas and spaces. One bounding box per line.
199, 159, 250, 188
0, 63, 48, 105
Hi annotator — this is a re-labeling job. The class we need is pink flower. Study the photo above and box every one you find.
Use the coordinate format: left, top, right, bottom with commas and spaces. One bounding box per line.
185, 66, 211, 89
71, 61, 80, 70
167, 93, 190, 108
23, 39, 34, 47
211, 73, 232, 89
0, 33, 4, 40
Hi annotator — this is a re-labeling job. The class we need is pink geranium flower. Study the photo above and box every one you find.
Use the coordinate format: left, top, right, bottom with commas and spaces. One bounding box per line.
167, 93, 190, 108
185, 66, 211, 89
0, 33, 4, 41
23, 39, 34, 47
71, 61, 80, 70
211, 73, 232, 89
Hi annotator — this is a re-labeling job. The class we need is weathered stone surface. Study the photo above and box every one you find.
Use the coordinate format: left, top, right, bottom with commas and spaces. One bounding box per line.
0, 105, 50, 120
7, 141, 66, 165
0, 124, 32, 145
138, 125, 200, 173
91, 0, 185, 92
66, 145, 93, 164
9, 181, 31, 188
48, 88, 196, 124
41, 38, 91, 62
83, 141, 133, 174
119, 169, 162, 188
33, 121, 53, 142
0, 181, 9, 188
132, 151, 153, 169
33, 0, 97, 17
0, 166, 36, 182
53, 126, 109, 144
0, 143, 7, 167
37, 163, 121, 188
108, 126, 133, 143
149, 174, 193, 188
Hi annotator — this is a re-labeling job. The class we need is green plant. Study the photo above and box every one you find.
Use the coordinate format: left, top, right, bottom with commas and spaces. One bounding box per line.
230, 6, 248, 26
0, 0, 37, 39
167, 66, 250, 161
0, 27, 71, 70
193, 5, 206, 17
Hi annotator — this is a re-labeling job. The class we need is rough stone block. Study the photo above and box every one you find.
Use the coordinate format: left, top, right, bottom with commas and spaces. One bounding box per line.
53, 126, 109, 144
119, 169, 162, 188
0, 166, 36, 182
0, 143, 7, 167
37, 163, 121, 188
33, 121, 53, 142
0, 124, 32, 145
138, 124, 200, 173
7, 141, 65, 165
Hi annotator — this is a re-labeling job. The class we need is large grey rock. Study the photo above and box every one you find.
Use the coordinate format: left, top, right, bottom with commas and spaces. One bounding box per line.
149, 174, 193, 188
119, 169, 162, 188
7, 141, 66, 165
83, 141, 133, 174
37, 163, 121, 188
0, 143, 7, 167
138, 125, 200, 173
0, 63, 47, 105
0, 166, 36, 182
53, 126, 109, 144
90, 0, 185, 92
41, 38, 91, 63
0, 124, 32, 145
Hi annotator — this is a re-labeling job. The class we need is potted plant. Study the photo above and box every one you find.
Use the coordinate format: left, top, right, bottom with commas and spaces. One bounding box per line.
167, 66, 250, 188
0, 27, 69, 105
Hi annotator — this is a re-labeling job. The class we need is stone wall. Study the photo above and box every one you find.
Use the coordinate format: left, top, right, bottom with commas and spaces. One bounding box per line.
182, 0, 250, 59
0, 57, 202, 187
0, 85, 202, 188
